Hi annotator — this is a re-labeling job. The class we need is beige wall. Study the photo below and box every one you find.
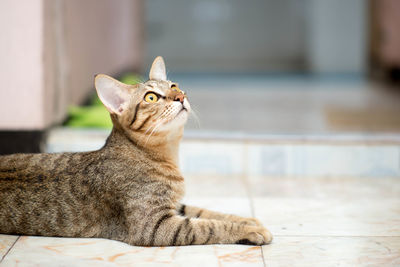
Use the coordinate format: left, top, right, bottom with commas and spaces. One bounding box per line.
0, 0, 144, 130
63, 0, 144, 106
0, 0, 45, 129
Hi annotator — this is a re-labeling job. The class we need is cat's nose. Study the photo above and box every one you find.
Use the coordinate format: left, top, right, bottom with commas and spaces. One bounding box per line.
174, 93, 185, 103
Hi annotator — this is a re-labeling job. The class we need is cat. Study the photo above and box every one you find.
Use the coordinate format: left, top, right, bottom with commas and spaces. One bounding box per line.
0, 56, 272, 246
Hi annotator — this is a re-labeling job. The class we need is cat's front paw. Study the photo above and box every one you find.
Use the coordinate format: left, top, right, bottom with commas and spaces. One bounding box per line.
236, 226, 273, 246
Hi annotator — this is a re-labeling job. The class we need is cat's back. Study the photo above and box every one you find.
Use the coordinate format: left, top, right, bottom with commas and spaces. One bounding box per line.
0, 147, 158, 200
1, 151, 86, 185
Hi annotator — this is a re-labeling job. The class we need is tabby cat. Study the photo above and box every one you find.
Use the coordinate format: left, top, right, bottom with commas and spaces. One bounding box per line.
0, 57, 272, 246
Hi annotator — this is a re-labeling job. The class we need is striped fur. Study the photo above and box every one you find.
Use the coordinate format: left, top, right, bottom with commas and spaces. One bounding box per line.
0, 57, 272, 246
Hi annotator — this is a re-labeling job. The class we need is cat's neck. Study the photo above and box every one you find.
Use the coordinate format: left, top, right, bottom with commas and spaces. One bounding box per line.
104, 127, 182, 167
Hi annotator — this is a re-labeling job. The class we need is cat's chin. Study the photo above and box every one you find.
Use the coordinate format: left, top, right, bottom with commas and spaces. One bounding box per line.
158, 109, 188, 132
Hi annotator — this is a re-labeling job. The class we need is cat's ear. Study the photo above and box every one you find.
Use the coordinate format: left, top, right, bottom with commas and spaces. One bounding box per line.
95, 74, 131, 116
149, 56, 167, 81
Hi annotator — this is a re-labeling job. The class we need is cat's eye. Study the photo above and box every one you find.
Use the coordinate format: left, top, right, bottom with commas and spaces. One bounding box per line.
144, 93, 159, 103
171, 84, 181, 93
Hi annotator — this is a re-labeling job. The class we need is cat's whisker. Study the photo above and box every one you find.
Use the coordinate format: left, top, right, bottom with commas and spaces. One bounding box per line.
143, 121, 157, 136
137, 121, 159, 146
144, 120, 165, 145
141, 113, 165, 137
136, 116, 164, 146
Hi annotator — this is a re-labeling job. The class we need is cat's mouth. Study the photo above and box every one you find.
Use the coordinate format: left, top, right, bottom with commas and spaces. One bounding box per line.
170, 106, 188, 123
177, 107, 187, 115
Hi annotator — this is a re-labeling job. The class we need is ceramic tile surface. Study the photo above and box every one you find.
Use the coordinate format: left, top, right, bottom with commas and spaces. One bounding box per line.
180, 141, 245, 175
247, 144, 400, 177
286, 145, 400, 177
253, 197, 400, 237
251, 176, 400, 238
0, 234, 18, 260
184, 174, 248, 197
1, 236, 263, 267
46, 128, 110, 153
263, 236, 400, 267
248, 176, 400, 199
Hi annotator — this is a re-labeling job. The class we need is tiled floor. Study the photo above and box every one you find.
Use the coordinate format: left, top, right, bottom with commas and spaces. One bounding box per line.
1, 175, 399, 266
3, 74, 400, 266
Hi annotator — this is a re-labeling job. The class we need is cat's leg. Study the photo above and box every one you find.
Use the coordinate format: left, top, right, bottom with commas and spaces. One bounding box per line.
131, 209, 272, 246
178, 204, 263, 227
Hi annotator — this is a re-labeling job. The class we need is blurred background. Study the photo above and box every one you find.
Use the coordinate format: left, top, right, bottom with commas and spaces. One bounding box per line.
0, 0, 400, 153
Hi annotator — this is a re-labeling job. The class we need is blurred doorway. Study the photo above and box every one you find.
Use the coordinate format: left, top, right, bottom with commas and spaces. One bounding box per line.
146, 0, 306, 72
145, 0, 366, 75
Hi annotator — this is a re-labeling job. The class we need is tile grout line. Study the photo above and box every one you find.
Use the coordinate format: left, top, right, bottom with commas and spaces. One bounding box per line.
242, 142, 267, 267
0, 236, 20, 263
242, 142, 255, 217
260, 244, 267, 267
241, 176, 267, 267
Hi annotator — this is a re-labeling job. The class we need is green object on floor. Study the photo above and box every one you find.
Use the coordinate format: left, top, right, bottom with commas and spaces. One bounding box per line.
66, 73, 142, 129
67, 106, 113, 128
120, 73, 143, 86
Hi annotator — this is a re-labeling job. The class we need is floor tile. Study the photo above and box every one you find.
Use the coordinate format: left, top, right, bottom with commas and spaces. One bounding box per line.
253, 197, 400, 237
180, 142, 245, 175
248, 176, 400, 199
263, 236, 400, 267
0, 234, 18, 260
46, 128, 109, 153
1, 236, 264, 267
184, 174, 248, 197
247, 144, 400, 177
286, 145, 400, 177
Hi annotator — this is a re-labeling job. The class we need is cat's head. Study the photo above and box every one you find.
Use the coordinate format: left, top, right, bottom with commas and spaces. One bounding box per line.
95, 56, 190, 140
